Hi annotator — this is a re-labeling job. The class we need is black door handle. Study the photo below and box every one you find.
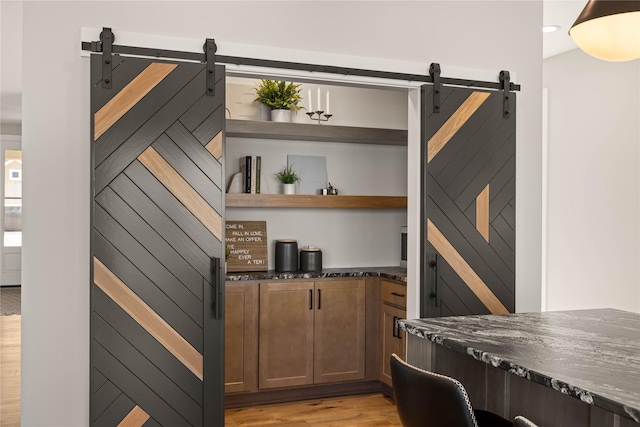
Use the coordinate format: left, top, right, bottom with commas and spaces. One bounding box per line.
317, 289, 321, 310
211, 257, 222, 319
309, 289, 313, 310
428, 255, 438, 308
392, 316, 398, 338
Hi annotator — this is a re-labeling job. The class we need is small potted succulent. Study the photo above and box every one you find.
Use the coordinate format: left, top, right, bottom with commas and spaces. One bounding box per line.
275, 165, 301, 194
254, 80, 304, 122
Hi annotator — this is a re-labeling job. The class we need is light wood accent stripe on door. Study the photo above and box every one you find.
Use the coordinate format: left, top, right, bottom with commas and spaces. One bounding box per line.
205, 132, 223, 160
476, 184, 490, 242
138, 146, 222, 241
427, 91, 491, 163
94, 63, 178, 140
427, 219, 508, 314
117, 405, 150, 427
93, 257, 204, 380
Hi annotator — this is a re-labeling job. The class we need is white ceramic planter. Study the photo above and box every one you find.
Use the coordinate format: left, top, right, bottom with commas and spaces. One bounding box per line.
271, 109, 292, 123
283, 183, 296, 194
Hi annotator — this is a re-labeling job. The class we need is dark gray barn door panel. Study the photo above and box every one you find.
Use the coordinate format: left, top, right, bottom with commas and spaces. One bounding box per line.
422, 84, 516, 317
90, 54, 226, 426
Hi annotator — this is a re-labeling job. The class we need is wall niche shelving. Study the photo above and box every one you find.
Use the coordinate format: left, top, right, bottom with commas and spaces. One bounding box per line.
225, 119, 408, 209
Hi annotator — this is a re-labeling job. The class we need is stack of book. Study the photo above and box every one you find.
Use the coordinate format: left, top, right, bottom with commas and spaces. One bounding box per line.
239, 155, 262, 194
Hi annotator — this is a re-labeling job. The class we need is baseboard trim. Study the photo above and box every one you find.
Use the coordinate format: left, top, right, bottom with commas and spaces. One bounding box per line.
225, 380, 383, 408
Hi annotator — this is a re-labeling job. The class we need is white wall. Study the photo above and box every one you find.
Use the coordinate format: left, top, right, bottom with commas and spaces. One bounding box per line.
22, 2, 542, 425
543, 49, 640, 313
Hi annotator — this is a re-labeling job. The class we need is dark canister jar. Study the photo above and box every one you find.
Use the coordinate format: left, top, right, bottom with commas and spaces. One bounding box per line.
300, 246, 322, 272
275, 239, 298, 272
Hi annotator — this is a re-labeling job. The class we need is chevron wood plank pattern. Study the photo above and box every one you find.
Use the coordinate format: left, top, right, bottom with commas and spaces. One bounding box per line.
93, 257, 204, 380
424, 86, 515, 318
427, 91, 491, 163
138, 146, 222, 241
94, 63, 177, 140
116, 405, 150, 427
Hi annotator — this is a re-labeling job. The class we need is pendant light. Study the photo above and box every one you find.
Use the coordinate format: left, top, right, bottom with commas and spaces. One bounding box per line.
568, 0, 640, 62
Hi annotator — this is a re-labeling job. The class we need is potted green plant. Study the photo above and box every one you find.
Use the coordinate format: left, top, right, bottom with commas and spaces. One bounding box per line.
275, 165, 301, 194
254, 80, 304, 123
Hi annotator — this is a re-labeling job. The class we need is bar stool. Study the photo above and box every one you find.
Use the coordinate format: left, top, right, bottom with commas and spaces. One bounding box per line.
390, 354, 513, 427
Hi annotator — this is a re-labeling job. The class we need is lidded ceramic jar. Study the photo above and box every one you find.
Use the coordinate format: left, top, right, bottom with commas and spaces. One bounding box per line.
300, 246, 322, 272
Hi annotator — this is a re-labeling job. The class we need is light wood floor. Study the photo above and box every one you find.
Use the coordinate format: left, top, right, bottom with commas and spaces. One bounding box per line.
0, 315, 400, 427
0, 315, 20, 427
225, 394, 402, 427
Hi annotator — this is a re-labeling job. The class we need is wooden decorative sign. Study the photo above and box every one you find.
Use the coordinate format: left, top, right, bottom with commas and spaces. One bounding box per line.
225, 221, 268, 272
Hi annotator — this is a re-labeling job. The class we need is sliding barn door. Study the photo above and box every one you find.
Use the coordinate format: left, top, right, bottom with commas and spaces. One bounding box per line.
421, 84, 515, 317
90, 54, 226, 426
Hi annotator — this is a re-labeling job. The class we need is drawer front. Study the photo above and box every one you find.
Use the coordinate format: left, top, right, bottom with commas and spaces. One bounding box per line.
381, 280, 407, 308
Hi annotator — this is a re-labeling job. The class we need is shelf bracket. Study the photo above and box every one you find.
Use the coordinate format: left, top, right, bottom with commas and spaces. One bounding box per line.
204, 38, 217, 96
430, 63, 441, 114
100, 27, 114, 89
500, 70, 511, 118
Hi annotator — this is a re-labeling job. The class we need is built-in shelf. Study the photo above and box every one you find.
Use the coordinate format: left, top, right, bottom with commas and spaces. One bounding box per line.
226, 119, 407, 146
226, 194, 407, 209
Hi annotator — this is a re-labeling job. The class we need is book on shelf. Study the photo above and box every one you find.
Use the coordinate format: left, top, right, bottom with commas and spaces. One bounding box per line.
250, 155, 257, 194
256, 156, 261, 194
239, 155, 261, 194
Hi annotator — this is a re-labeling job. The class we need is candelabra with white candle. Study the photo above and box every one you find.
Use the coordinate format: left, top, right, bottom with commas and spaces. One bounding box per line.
306, 88, 332, 124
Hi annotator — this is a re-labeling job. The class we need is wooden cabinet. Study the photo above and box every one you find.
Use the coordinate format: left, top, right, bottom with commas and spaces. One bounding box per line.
258, 281, 315, 389
258, 279, 366, 390
314, 280, 366, 384
225, 282, 258, 394
380, 280, 407, 387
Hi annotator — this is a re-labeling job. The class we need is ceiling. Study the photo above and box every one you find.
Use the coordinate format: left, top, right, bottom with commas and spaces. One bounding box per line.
0, 1, 585, 128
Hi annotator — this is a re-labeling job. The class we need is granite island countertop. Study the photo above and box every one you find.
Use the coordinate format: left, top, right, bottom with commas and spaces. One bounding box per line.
226, 266, 406, 283
398, 309, 640, 422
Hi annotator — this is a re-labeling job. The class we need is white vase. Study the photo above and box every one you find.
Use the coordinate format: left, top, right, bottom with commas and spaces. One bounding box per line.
283, 183, 296, 194
271, 109, 291, 123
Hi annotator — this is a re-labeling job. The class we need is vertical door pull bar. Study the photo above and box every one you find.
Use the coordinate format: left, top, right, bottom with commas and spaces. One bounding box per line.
317, 289, 321, 310
211, 257, 222, 319
428, 255, 439, 308
309, 289, 313, 310
392, 316, 398, 338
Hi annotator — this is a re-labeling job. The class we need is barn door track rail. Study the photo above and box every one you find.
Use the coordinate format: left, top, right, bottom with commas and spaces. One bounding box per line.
82, 27, 521, 99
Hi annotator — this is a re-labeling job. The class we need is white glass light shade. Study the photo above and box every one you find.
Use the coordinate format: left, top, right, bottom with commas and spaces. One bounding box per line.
569, 1, 640, 62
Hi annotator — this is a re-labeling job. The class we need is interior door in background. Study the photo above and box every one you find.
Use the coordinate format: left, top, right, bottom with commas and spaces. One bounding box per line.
90, 54, 226, 426
421, 84, 516, 317
1, 135, 22, 286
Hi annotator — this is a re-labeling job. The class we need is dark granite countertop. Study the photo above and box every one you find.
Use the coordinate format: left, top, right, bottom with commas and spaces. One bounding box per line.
398, 309, 640, 422
226, 266, 406, 283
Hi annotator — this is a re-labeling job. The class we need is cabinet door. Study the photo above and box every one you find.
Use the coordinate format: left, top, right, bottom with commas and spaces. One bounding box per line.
314, 280, 366, 384
225, 282, 257, 394
259, 281, 314, 389
380, 304, 406, 386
